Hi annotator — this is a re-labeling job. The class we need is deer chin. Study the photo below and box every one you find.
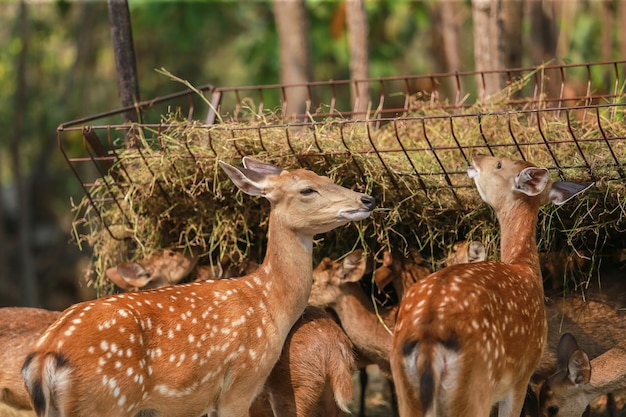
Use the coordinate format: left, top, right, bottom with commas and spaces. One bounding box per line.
338, 208, 372, 221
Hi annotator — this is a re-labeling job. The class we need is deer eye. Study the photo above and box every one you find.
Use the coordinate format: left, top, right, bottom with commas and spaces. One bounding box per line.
300, 187, 317, 196
547, 405, 559, 416
496, 161, 502, 169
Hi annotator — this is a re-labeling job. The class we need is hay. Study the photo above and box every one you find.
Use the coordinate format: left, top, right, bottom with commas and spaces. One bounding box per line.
72, 90, 626, 295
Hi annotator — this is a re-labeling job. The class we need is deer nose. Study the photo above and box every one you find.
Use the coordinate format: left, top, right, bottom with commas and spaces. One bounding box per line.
361, 195, 376, 211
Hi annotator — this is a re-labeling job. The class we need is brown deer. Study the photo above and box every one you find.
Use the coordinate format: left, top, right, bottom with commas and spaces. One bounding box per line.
390, 154, 592, 417
22, 157, 375, 417
105, 248, 201, 290
0, 308, 60, 411
531, 333, 626, 417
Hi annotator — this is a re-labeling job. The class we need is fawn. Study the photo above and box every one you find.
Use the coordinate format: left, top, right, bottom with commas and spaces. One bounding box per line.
22, 157, 375, 417
390, 155, 592, 417
529, 333, 626, 417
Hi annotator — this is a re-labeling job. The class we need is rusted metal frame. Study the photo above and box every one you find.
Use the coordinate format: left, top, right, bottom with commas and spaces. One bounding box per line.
421, 117, 461, 205
73, 130, 131, 240
256, 126, 268, 154
581, 64, 593, 120
230, 128, 244, 159
392, 119, 429, 197
283, 127, 307, 169
564, 110, 595, 182
556, 66, 566, 118
374, 79, 386, 129
58, 84, 214, 131
310, 127, 333, 172
403, 78, 411, 114
476, 113, 495, 156
279, 84, 288, 119
338, 123, 365, 179
595, 107, 625, 179
365, 122, 399, 190
448, 117, 469, 164
610, 62, 620, 120
207, 130, 218, 156
205, 90, 223, 125
454, 72, 462, 108
506, 113, 526, 161
534, 110, 565, 180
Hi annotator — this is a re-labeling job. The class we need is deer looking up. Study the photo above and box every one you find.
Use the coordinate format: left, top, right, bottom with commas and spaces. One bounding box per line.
22, 157, 375, 417
390, 155, 592, 417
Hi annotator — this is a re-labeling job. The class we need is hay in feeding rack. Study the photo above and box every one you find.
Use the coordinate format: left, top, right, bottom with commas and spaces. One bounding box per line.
73, 93, 626, 296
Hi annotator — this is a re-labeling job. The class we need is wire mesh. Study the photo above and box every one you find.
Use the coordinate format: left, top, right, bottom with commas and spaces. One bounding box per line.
59, 60, 626, 250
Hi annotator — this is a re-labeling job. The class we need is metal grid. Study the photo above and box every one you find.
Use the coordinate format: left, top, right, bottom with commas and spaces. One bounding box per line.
59, 60, 626, 241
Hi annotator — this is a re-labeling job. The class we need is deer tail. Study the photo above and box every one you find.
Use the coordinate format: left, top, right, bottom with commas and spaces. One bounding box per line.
22, 352, 72, 417
328, 342, 355, 413
402, 336, 461, 417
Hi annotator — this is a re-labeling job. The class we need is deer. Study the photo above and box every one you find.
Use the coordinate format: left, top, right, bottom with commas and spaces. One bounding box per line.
530, 333, 626, 417
390, 154, 593, 417
105, 248, 201, 290
1, 307, 60, 412
21, 156, 375, 417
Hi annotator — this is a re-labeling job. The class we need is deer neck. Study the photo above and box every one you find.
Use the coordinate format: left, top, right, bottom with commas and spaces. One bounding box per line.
497, 199, 542, 278
334, 283, 393, 364
260, 214, 314, 332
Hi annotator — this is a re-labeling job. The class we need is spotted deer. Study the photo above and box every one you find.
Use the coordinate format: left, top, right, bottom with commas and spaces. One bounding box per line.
531, 333, 626, 417
390, 155, 592, 417
22, 157, 375, 417
105, 248, 201, 290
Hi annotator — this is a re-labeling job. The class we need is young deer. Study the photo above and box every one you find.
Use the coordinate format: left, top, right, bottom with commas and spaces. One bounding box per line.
22, 157, 375, 417
106, 248, 200, 290
532, 333, 626, 417
390, 155, 592, 417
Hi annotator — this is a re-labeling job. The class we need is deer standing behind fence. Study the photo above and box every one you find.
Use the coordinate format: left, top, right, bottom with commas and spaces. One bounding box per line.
22, 157, 375, 417
390, 155, 592, 417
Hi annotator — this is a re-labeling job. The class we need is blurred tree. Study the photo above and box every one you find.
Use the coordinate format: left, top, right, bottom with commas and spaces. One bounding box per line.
471, 0, 506, 99
272, 0, 311, 117
345, 0, 370, 117
108, 0, 141, 126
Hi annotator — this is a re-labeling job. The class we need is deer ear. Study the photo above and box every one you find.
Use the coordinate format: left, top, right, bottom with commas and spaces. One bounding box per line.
242, 157, 284, 176
106, 262, 152, 289
514, 167, 550, 196
219, 160, 269, 196
340, 250, 367, 283
467, 241, 487, 263
549, 181, 594, 205
567, 350, 591, 385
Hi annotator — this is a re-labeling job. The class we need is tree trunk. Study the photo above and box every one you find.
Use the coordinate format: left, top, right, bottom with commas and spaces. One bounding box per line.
501, 0, 523, 69
345, 0, 370, 118
12, 1, 38, 307
107, 0, 141, 128
272, 0, 311, 119
471, 0, 506, 100
528, 1, 561, 101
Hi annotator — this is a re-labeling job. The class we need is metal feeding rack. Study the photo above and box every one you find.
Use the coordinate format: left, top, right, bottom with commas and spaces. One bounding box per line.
59, 60, 626, 249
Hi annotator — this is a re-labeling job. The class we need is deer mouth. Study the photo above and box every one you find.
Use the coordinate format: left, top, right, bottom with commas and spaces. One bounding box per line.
339, 208, 372, 221
467, 163, 479, 179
